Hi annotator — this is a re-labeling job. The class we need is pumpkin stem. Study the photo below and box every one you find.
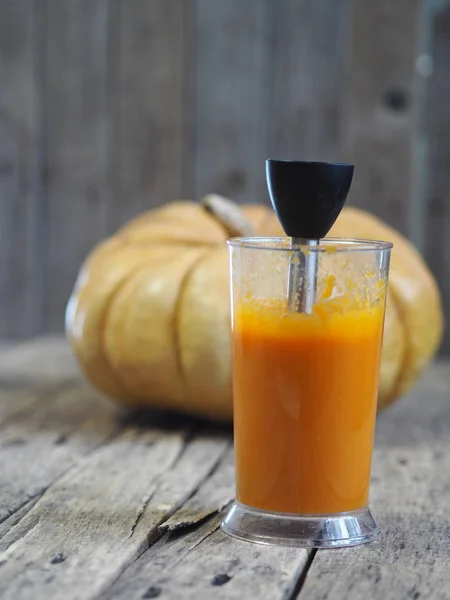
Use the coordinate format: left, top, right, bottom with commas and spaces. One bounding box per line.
201, 194, 257, 237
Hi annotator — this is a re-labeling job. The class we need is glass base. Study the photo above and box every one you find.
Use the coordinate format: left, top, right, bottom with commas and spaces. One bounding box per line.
221, 502, 379, 548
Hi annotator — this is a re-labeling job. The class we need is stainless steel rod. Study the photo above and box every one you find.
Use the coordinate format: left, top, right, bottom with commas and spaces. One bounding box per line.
287, 238, 319, 313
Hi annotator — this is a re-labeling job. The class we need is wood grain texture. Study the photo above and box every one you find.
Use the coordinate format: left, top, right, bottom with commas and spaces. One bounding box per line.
0, 339, 449, 598
109, 523, 309, 600
161, 445, 235, 532
267, 0, 350, 163
105, 447, 235, 599
424, 2, 450, 353
106, 448, 310, 600
190, 0, 270, 204
342, 0, 423, 237
299, 362, 450, 599
44, 0, 111, 332
0, 338, 79, 426
0, 337, 80, 426
0, 336, 79, 383
0, 0, 43, 338
0, 0, 448, 351
0, 382, 119, 525
108, 0, 185, 232
0, 498, 38, 542
0, 428, 229, 599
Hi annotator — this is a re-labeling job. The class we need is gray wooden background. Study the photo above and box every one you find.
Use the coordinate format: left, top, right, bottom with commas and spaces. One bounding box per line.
0, 0, 449, 351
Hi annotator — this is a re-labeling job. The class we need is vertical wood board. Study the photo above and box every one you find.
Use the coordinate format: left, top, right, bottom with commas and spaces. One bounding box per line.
424, 1, 450, 354
342, 0, 424, 237
107, 0, 185, 231
267, 0, 350, 163
44, 0, 111, 332
191, 0, 271, 204
0, 0, 43, 337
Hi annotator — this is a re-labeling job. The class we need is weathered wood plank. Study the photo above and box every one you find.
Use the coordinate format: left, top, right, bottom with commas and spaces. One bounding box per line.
44, 0, 111, 332
0, 335, 448, 598
190, 0, 270, 204
105, 513, 226, 600
161, 445, 234, 532
0, 338, 80, 424
0, 385, 54, 428
0, 382, 119, 525
342, 0, 424, 237
108, 0, 185, 232
0, 0, 43, 338
0, 337, 79, 384
0, 430, 229, 599
0, 498, 38, 542
104, 447, 234, 598
122, 525, 309, 600
424, 2, 450, 354
267, 0, 350, 163
105, 447, 310, 600
299, 364, 450, 599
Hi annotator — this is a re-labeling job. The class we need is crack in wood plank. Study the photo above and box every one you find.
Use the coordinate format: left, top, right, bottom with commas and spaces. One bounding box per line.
0, 498, 39, 542
298, 369, 450, 599
168, 512, 225, 557
103, 515, 225, 600
0, 428, 229, 599
283, 549, 317, 600
90, 443, 234, 599
0, 381, 122, 525
128, 485, 159, 542
160, 444, 235, 533
0, 424, 125, 552
106, 508, 310, 600
0, 490, 44, 529
103, 513, 226, 600
103, 442, 311, 600
0, 511, 42, 554
0, 340, 448, 598
131, 433, 231, 549
128, 428, 194, 540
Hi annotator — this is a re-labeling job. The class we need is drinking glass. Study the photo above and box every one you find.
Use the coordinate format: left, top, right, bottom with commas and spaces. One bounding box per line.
221, 237, 392, 548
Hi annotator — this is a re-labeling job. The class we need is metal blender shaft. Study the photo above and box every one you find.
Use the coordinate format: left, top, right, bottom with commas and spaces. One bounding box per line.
288, 238, 319, 314
265, 159, 354, 314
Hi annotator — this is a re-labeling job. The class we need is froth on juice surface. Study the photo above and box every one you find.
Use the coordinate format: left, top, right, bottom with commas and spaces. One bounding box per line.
232, 292, 385, 515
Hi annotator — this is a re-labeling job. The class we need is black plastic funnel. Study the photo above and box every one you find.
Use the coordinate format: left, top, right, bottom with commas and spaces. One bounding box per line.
265, 160, 354, 239
265, 160, 354, 313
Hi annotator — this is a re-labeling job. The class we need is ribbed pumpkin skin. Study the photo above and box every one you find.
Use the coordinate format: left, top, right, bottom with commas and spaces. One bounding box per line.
66, 201, 443, 420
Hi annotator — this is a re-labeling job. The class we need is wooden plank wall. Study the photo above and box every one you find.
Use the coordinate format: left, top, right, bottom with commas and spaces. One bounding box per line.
342, 0, 423, 235
0, 1, 44, 338
425, 0, 450, 353
0, 0, 447, 350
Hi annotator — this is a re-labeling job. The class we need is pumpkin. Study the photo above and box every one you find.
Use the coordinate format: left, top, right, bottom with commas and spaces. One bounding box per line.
66, 195, 443, 421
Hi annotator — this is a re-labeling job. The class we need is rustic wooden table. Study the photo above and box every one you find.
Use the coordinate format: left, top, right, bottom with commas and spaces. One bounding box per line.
0, 338, 449, 600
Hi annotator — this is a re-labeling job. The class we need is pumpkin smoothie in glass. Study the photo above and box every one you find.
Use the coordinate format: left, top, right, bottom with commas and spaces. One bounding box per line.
222, 237, 392, 548
233, 290, 384, 515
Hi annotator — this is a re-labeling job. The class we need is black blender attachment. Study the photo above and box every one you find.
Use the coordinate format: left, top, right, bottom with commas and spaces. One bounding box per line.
265, 160, 354, 313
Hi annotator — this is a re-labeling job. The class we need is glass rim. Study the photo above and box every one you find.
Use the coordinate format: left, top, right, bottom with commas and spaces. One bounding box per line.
227, 236, 393, 253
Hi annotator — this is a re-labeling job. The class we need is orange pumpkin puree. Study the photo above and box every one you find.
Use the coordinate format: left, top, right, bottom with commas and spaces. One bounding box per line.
232, 292, 385, 515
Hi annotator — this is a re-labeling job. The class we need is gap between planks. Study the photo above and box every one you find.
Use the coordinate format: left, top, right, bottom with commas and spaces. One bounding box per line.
102, 451, 314, 600
0, 425, 231, 599
298, 365, 450, 599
